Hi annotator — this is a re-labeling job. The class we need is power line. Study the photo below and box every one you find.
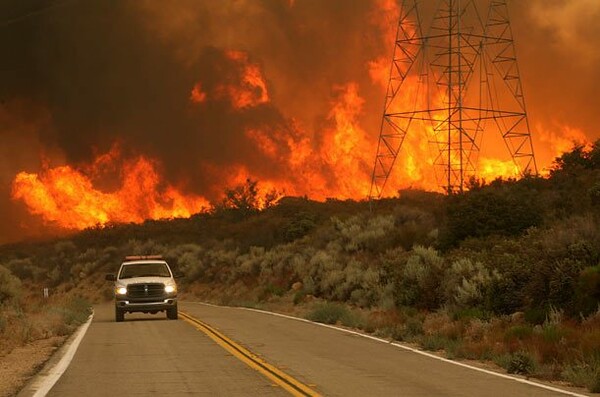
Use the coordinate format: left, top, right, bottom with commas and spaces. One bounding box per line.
0, 0, 76, 28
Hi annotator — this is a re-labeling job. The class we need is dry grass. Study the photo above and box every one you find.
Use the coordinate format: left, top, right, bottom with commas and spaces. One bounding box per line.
412, 308, 600, 391
0, 287, 91, 357
0, 335, 66, 397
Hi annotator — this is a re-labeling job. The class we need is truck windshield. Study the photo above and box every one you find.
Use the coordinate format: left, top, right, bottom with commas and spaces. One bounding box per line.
119, 262, 171, 279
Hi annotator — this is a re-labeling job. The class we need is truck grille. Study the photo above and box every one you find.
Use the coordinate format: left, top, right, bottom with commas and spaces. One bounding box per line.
127, 283, 165, 299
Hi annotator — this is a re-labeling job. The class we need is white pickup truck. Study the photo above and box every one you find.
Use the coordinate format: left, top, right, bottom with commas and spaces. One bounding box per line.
105, 255, 181, 322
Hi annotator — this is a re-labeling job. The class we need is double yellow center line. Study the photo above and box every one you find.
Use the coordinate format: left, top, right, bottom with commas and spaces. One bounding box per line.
180, 311, 321, 397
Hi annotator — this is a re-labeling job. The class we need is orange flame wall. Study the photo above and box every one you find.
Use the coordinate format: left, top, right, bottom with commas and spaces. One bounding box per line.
12, 147, 209, 229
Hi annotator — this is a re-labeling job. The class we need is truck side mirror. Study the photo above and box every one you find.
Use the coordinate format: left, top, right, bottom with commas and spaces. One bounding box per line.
174, 272, 184, 279
105, 274, 116, 281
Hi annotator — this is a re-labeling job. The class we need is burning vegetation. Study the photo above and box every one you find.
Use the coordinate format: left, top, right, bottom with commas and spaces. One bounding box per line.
11, 146, 209, 229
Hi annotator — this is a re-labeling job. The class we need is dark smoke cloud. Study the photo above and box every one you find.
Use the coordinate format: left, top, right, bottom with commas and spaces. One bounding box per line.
0, 0, 598, 244
510, 0, 600, 147
0, 100, 64, 242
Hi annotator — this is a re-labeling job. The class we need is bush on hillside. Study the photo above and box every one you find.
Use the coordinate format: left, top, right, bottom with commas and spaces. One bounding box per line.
575, 266, 600, 317
443, 258, 500, 308
333, 214, 395, 253
284, 212, 317, 242
0, 265, 21, 303
441, 178, 543, 247
397, 246, 445, 310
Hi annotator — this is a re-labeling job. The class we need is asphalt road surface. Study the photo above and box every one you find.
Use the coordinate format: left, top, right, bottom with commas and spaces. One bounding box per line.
25, 302, 589, 396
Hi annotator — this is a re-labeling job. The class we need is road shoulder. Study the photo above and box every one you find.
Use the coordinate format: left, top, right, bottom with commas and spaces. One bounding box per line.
0, 336, 65, 397
16, 312, 93, 397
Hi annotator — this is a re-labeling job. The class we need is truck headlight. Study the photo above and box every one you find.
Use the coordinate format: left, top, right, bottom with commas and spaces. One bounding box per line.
165, 285, 176, 294
115, 287, 127, 295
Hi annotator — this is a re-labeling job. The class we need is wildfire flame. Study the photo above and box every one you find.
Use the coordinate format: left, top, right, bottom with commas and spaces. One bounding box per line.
189, 50, 269, 110
239, 82, 373, 200
190, 83, 207, 104
226, 50, 270, 107
11, 146, 209, 229
9, 2, 589, 232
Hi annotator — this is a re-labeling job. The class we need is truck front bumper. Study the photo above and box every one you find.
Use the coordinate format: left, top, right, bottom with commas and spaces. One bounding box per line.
115, 298, 177, 313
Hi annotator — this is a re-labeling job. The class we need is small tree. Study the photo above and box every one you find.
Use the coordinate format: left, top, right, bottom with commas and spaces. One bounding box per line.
222, 179, 260, 216
215, 179, 281, 219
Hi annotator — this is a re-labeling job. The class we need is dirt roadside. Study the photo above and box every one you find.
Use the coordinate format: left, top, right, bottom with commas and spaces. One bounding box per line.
0, 336, 65, 397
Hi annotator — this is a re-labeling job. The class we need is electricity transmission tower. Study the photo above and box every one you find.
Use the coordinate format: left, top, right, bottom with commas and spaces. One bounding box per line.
369, 0, 537, 197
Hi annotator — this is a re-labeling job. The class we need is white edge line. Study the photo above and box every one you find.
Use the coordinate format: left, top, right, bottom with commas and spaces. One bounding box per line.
29, 310, 94, 397
186, 301, 589, 397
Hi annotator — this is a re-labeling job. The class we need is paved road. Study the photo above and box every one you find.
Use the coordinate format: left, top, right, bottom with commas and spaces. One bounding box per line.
26, 302, 589, 396
41, 304, 287, 396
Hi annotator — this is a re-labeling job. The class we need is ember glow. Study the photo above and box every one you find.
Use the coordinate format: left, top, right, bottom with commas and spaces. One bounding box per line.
190, 83, 207, 104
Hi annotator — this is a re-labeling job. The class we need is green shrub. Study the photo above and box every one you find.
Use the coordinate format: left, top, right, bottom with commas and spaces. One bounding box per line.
540, 324, 565, 344
168, 244, 205, 281
444, 258, 500, 308
509, 352, 536, 374
421, 334, 453, 352
524, 307, 547, 325
526, 258, 583, 316
285, 213, 317, 241
496, 351, 536, 375
306, 302, 360, 327
397, 246, 444, 310
575, 265, 600, 317
20, 319, 33, 343
61, 296, 92, 326
293, 290, 306, 305
504, 325, 533, 341
5, 258, 37, 281
451, 307, 490, 321
442, 181, 543, 247
257, 246, 286, 281
402, 317, 424, 339
0, 265, 21, 303
592, 374, 600, 393
562, 360, 600, 393
333, 214, 396, 253
478, 251, 528, 315
392, 205, 438, 250
258, 283, 286, 301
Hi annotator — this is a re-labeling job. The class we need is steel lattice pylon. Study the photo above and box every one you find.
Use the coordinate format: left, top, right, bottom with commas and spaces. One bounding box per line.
369, 0, 537, 197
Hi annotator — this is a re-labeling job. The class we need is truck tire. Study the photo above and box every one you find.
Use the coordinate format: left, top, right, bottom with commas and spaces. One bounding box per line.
115, 307, 124, 322
167, 305, 178, 320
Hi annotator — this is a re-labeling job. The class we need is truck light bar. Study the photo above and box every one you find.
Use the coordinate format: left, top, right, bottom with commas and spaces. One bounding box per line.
124, 255, 163, 260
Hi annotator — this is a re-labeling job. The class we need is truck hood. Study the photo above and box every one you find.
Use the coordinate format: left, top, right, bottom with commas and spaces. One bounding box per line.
117, 276, 173, 287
